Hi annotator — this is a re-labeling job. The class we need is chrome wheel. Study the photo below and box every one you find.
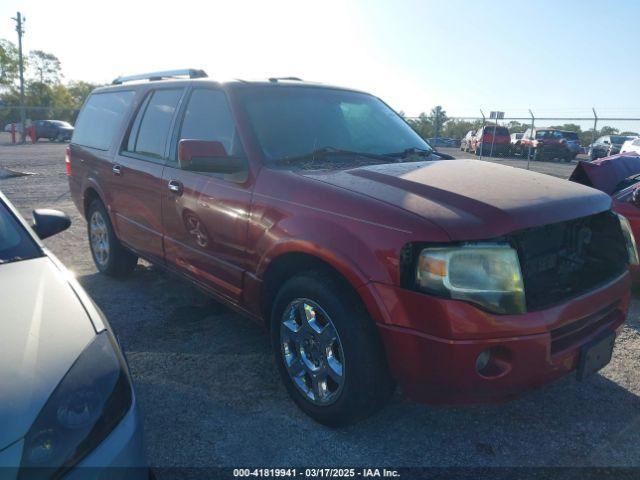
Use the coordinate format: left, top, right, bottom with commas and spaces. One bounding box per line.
89, 210, 110, 267
280, 298, 345, 406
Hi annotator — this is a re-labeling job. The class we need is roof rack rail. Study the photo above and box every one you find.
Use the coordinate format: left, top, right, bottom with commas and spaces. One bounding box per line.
112, 69, 208, 85
268, 76, 303, 83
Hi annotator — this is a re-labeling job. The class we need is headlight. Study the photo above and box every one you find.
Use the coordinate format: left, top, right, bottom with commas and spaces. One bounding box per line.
20, 331, 132, 479
616, 213, 639, 265
416, 243, 526, 314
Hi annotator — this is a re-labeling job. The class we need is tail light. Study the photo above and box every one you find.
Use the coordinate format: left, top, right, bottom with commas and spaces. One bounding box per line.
64, 146, 72, 176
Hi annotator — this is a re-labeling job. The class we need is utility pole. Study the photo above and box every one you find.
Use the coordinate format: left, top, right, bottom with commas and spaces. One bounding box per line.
592, 108, 598, 149
11, 12, 26, 144
479, 109, 486, 159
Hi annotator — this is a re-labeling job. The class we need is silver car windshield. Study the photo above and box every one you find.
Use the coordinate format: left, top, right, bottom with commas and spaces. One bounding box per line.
0, 200, 41, 264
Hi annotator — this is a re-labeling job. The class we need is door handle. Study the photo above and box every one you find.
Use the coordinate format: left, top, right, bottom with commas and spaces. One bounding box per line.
168, 180, 183, 195
112, 164, 122, 175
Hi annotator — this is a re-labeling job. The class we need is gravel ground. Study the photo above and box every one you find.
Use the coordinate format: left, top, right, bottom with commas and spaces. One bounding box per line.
1, 140, 640, 470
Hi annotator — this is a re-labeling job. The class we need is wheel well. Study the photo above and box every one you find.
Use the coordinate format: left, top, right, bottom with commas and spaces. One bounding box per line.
260, 252, 362, 325
83, 187, 100, 219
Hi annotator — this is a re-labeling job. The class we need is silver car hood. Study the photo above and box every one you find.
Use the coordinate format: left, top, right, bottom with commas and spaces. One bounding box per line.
0, 257, 95, 451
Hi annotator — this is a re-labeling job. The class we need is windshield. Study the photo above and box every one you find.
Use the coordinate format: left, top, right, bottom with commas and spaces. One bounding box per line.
0, 199, 42, 264
51, 121, 73, 128
535, 130, 563, 139
237, 86, 432, 164
611, 135, 633, 145
560, 131, 579, 140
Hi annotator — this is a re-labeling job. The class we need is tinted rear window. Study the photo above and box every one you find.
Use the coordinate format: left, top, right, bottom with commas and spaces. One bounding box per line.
484, 126, 509, 136
72, 90, 135, 150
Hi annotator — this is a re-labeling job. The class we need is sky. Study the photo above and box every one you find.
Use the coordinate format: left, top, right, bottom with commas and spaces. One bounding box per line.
0, 0, 638, 130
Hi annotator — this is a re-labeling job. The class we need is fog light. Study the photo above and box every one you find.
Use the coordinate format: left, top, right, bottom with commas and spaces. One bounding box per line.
476, 349, 491, 373
475, 346, 512, 378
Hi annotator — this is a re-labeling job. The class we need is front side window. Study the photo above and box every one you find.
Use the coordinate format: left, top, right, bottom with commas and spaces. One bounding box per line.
72, 90, 135, 150
237, 86, 431, 164
178, 89, 241, 156
127, 88, 183, 159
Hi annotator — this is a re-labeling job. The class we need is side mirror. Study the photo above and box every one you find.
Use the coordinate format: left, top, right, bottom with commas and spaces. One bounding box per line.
32, 209, 71, 239
178, 139, 243, 174
632, 188, 640, 208
603, 140, 610, 145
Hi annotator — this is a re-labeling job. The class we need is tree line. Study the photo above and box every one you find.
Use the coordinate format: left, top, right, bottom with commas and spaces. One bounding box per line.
0, 39, 98, 125
401, 107, 638, 147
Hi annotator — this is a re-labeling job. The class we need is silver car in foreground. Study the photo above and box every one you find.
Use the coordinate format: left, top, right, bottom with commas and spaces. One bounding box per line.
0, 191, 147, 479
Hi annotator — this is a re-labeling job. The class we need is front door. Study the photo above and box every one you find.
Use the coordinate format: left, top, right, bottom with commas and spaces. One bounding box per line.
161, 87, 252, 302
110, 87, 185, 263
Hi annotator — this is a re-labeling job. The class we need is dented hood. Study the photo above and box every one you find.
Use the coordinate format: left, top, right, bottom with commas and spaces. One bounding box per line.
569, 153, 640, 195
302, 159, 611, 240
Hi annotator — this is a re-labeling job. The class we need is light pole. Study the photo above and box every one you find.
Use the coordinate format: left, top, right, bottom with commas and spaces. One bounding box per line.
11, 12, 26, 144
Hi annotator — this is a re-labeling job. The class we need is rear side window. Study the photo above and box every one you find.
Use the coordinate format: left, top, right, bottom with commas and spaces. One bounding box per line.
73, 90, 135, 150
127, 88, 183, 159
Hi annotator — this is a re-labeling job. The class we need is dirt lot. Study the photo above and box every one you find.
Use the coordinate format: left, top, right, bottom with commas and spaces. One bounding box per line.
2, 140, 640, 470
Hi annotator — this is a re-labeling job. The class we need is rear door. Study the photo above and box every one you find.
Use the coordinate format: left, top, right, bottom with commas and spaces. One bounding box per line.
161, 87, 252, 302
110, 87, 185, 263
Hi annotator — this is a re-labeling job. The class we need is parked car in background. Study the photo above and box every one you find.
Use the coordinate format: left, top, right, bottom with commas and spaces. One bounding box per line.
3, 122, 24, 134
621, 137, 640, 155
559, 130, 581, 160
510, 132, 523, 151
589, 135, 636, 161
470, 125, 511, 156
0, 190, 147, 478
34, 119, 74, 142
428, 137, 456, 148
519, 128, 571, 161
570, 153, 640, 282
68, 70, 634, 425
460, 130, 475, 152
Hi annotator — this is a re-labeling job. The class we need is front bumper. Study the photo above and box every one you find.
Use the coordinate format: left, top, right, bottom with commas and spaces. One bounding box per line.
363, 272, 630, 404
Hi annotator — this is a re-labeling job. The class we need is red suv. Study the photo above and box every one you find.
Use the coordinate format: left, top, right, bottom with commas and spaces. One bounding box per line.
68, 70, 634, 426
518, 128, 572, 161
470, 125, 511, 156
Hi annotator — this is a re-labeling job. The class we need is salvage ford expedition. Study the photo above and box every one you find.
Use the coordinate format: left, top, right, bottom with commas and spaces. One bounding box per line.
67, 69, 636, 426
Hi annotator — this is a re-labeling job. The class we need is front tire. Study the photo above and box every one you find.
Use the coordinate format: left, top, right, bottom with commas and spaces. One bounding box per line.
87, 199, 138, 277
271, 271, 394, 426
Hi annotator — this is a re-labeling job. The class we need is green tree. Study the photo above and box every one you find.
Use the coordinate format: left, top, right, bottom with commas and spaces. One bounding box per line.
442, 119, 483, 140
599, 126, 619, 136
67, 80, 99, 107
28, 50, 62, 84
429, 106, 448, 139
0, 39, 19, 87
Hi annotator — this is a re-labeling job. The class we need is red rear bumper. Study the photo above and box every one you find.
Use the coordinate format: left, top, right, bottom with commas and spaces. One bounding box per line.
360, 273, 630, 404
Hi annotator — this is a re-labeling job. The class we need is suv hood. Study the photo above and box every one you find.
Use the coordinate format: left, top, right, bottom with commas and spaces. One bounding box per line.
302, 159, 611, 240
0, 257, 95, 450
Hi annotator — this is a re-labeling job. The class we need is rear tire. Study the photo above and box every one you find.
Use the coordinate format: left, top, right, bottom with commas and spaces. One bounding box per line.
87, 199, 138, 278
270, 271, 394, 426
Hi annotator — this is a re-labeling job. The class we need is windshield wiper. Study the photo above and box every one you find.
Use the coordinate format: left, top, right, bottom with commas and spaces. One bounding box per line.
383, 147, 435, 159
0, 256, 26, 265
276, 147, 392, 165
